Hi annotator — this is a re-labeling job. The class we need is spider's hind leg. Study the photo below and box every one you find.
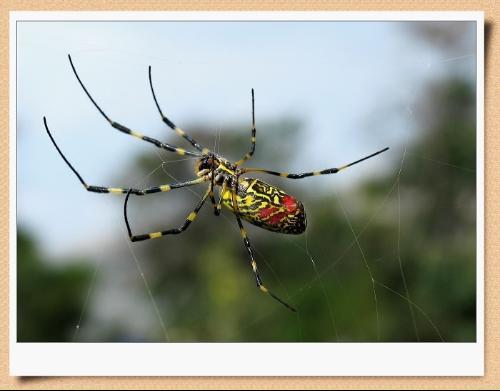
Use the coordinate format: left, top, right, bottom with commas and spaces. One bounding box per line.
235, 215, 297, 312
229, 174, 296, 311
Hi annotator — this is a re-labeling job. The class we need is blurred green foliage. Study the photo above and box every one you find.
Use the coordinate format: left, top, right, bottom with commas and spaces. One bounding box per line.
17, 229, 92, 342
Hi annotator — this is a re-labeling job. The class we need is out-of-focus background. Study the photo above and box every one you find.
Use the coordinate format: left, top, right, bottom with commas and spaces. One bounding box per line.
17, 20, 477, 342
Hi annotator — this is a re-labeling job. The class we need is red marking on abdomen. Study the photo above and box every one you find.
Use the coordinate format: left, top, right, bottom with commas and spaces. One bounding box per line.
269, 212, 288, 225
282, 195, 297, 213
259, 206, 278, 219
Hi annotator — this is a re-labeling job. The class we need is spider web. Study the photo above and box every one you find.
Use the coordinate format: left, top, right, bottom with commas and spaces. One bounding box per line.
74, 79, 468, 344
65, 32, 476, 344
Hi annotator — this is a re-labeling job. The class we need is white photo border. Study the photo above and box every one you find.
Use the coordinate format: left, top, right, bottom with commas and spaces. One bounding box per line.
9, 11, 484, 377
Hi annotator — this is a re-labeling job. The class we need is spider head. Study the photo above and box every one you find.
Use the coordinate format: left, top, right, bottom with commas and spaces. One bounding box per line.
195, 153, 220, 177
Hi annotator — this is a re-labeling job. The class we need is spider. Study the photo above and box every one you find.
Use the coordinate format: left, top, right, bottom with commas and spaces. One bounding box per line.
43, 55, 389, 312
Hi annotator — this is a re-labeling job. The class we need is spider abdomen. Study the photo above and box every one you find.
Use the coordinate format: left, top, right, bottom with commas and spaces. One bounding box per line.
222, 178, 307, 234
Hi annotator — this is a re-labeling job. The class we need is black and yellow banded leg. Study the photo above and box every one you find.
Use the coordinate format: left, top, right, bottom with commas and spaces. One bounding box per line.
134, 177, 208, 196
124, 187, 210, 242
236, 89, 256, 166
231, 174, 241, 216
213, 180, 228, 216
44, 117, 207, 195
241, 147, 390, 179
235, 215, 297, 312
84, 179, 206, 195
67, 55, 201, 158
208, 181, 218, 216
207, 159, 217, 214
148, 66, 206, 153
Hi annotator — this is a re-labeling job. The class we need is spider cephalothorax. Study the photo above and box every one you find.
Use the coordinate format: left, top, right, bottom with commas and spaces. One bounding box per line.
195, 154, 217, 175
195, 154, 235, 182
43, 54, 389, 312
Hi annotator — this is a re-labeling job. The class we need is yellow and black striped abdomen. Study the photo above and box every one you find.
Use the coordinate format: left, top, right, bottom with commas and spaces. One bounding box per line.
222, 178, 306, 234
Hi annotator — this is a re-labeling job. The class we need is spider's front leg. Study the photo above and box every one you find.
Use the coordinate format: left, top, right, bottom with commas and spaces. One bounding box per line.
44, 117, 206, 196
66, 55, 201, 158
236, 88, 256, 166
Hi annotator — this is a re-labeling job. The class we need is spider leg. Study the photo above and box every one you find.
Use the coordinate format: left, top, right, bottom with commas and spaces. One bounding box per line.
231, 174, 296, 312
148, 66, 206, 153
44, 117, 207, 195
67, 55, 201, 158
235, 89, 256, 165
209, 186, 217, 214
241, 147, 389, 179
213, 180, 228, 216
235, 215, 297, 312
124, 187, 210, 242
208, 159, 218, 214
